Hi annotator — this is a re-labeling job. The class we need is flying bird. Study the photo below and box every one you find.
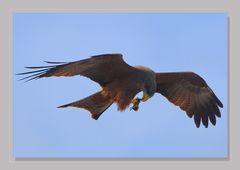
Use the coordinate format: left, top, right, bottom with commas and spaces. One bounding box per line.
17, 53, 223, 128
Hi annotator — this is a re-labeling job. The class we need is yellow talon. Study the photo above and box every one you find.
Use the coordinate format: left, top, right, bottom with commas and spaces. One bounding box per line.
131, 98, 139, 104
142, 92, 150, 102
132, 104, 139, 111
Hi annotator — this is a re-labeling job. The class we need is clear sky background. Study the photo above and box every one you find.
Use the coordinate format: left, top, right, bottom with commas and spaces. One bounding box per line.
13, 13, 228, 158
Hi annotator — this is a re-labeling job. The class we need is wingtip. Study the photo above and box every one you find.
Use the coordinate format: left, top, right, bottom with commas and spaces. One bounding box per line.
216, 113, 221, 118
203, 123, 208, 128
58, 105, 68, 108
44, 61, 67, 64
219, 102, 223, 108
213, 93, 223, 108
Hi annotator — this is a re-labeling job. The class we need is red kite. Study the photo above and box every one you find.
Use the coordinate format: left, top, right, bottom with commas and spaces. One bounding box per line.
18, 53, 223, 128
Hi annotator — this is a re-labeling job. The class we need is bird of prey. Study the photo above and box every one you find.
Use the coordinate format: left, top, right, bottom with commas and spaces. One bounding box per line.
17, 53, 223, 128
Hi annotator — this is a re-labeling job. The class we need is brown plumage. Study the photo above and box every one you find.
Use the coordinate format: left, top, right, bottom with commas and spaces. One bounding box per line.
17, 53, 223, 128
58, 91, 113, 120
156, 72, 223, 128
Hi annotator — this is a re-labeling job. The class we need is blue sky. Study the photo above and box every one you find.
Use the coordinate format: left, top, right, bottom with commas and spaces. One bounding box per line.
13, 13, 228, 158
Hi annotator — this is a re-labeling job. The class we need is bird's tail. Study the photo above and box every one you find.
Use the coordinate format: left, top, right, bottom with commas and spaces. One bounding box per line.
58, 91, 113, 120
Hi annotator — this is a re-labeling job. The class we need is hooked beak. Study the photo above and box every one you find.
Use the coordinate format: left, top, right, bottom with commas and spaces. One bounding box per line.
141, 92, 150, 102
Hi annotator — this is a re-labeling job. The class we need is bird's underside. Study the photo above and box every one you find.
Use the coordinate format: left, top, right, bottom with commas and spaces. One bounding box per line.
17, 53, 223, 128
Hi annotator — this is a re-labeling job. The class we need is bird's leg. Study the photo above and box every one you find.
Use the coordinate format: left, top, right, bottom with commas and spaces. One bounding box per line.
130, 98, 141, 111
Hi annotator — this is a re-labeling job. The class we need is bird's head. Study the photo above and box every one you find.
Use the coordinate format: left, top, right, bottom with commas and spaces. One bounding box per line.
134, 65, 157, 100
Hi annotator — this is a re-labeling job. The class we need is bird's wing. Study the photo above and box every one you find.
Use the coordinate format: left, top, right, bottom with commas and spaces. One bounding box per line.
17, 53, 138, 87
155, 72, 223, 128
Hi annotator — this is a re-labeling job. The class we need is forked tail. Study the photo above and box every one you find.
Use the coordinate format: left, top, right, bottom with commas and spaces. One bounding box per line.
58, 91, 113, 120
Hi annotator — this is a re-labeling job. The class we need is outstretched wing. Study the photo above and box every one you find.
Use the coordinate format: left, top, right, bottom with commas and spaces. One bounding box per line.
156, 72, 223, 128
17, 53, 137, 87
